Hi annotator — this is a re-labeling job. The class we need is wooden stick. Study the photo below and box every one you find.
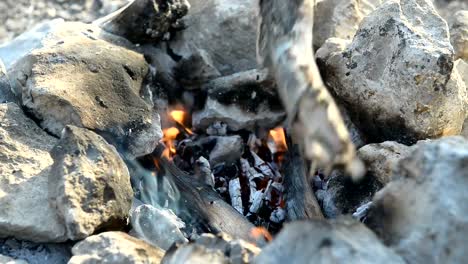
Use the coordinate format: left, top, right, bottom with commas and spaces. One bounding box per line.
257, 0, 363, 179
283, 140, 324, 220
153, 144, 256, 242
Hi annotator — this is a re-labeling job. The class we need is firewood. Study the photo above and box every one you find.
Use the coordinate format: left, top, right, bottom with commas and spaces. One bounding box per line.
257, 0, 364, 179
201, 68, 274, 94
283, 142, 324, 220
153, 144, 256, 242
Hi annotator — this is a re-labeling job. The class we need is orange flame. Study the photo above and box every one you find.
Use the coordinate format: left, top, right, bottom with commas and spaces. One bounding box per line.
162, 126, 180, 158
269, 127, 288, 153
170, 110, 193, 135
250, 226, 273, 242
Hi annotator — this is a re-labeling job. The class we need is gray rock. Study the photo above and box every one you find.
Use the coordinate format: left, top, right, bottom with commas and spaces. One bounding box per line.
366, 136, 468, 264
313, 0, 382, 49
0, 255, 27, 264
0, 103, 66, 242
169, 0, 258, 75
162, 233, 260, 264
253, 218, 405, 264
357, 141, 412, 185
316, 171, 383, 218
450, 11, 468, 60
208, 135, 244, 166
8, 22, 162, 158
320, 0, 467, 144
69, 232, 165, 264
49, 126, 133, 240
0, 238, 71, 264
0, 59, 15, 103
130, 204, 187, 250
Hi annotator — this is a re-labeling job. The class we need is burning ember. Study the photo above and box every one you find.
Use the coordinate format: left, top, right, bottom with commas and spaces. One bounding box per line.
157, 107, 294, 235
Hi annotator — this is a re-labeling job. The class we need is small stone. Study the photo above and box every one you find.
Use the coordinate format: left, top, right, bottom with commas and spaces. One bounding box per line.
69, 232, 165, 264
450, 11, 468, 60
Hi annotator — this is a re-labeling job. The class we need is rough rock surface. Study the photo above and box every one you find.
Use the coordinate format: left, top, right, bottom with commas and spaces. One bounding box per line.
254, 218, 405, 264
162, 233, 260, 264
0, 238, 72, 264
0, 255, 27, 264
319, 0, 467, 144
357, 141, 412, 184
0, 59, 15, 103
366, 136, 468, 264
8, 22, 162, 158
49, 126, 133, 240
69, 232, 165, 264
315, 172, 383, 218
130, 204, 187, 250
0, 103, 65, 242
169, 0, 258, 75
450, 11, 468, 61
313, 0, 381, 49
0, 0, 127, 44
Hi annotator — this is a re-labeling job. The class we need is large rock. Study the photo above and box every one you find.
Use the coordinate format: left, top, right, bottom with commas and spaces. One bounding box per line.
313, 0, 381, 49
49, 126, 133, 240
450, 11, 468, 61
366, 136, 468, 263
0, 255, 27, 264
357, 141, 412, 185
169, 0, 258, 75
0, 103, 65, 242
319, 0, 467, 144
0, 237, 71, 264
253, 218, 405, 264
8, 22, 162, 157
69, 232, 165, 264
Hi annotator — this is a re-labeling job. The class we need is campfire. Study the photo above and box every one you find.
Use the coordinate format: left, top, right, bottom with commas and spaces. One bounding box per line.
0, 0, 466, 263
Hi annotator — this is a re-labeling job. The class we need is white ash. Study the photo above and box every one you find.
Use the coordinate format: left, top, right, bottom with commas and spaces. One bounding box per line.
270, 208, 286, 224
206, 121, 227, 136
194, 156, 215, 187
352, 201, 373, 221
229, 178, 244, 214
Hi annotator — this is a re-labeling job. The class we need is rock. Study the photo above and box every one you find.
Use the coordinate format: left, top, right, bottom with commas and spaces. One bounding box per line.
456, 59, 468, 86
130, 204, 188, 250
0, 103, 66, 242
173, 48, 221, 88
320, 0, 467, 144
192, 74, 285, 132
69, 232, 165, 264
357, 141, 412, 184
253, 218, 405, 264
94, 0, 190, 44
208, 135, 244, 166
0, 238, 72, 264
432, 0, 468, 25
450, 11, 468, 60
366, 136, 468, 264
0, 59, 15, 103
316, 172, 383, 218
463, 119, 468, 138
162, 233, 260, 264
8, 22, 163, 158
0, 255, 27, 264
49, 126, 133, 240
313, 0, 381, 49
169, 0, 258, 75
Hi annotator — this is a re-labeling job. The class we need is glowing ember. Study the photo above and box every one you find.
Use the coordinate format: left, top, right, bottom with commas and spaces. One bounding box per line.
162, 126, 180, 158
170, 110, 193, 134
250, 226, 273, 242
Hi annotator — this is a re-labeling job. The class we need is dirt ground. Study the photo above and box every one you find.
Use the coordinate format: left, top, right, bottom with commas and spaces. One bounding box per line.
0, 0, 128, 44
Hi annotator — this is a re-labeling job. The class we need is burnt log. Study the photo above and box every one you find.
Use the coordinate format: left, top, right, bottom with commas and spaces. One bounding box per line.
153, 144, 256, 242
283, 140, 324, 220
94, 0, 189, 44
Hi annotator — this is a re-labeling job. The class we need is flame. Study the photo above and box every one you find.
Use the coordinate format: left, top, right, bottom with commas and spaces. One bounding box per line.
170, 110, 193, 135
162, 127, 180, 158
250, 226, 273, 242
269, 127, 288, 152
